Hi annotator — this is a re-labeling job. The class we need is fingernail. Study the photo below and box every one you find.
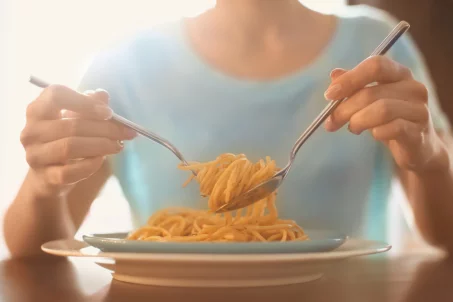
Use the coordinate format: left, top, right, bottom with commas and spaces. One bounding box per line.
329, 69, 343, 79
324, 84, 342, 100
94, 105, 113, 120
123, 128, 137, 138
84, 90, 96, 96
325, 116, 335, 131
348, 124, 360, 135
117, 140, 124, 148
95, 88, 109, 94
95, 88, 110, 104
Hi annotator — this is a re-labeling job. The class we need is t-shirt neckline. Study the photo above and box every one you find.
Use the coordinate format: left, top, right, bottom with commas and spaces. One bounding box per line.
172, 15, 354, 90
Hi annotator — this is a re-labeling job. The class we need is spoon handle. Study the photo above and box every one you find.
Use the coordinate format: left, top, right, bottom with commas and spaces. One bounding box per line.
289, 21, 411, 160
28, 75, 190, 166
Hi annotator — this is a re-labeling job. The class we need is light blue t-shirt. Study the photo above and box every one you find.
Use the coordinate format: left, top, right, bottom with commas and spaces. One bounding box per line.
79, 6, 449, 241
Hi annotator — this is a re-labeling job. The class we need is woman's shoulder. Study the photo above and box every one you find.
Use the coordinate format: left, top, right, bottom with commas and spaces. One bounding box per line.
93, 21, 184, 66
79, 21, 185, 87
333, 5, 418, 60
336, 4, 400, 32
334, 4, 404, 51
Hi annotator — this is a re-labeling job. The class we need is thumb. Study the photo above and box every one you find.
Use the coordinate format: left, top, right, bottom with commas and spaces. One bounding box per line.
61, 89, 110, 119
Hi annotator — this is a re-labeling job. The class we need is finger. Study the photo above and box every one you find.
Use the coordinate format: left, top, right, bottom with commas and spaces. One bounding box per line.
326, 80, 428, 131
44, 157, 105, 186
60, 89, 111, 119
60, 110, 80, 119
84, 90, 96, 97
346, 99, 429, 135
26, 137, 123, 167
59, 90, 96, 119
27, 85, 112, 121
372, 119, 427, 170
72, 90, 98, 119
371, 118, 425, 143
330, 68, 347, 79
93, 89, 110, 104
21, 119, 136, 145
324, 56, 413, 100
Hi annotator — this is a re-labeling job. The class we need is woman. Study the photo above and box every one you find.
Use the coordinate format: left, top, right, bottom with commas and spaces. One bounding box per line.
5, 1, 453, 257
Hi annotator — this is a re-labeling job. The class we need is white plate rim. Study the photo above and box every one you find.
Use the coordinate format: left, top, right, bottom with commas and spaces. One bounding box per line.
42, 238, 391, 263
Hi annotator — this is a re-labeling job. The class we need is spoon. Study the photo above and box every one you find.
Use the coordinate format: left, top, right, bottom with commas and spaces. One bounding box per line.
214, 21, 411, 213
29, 75, 196, 175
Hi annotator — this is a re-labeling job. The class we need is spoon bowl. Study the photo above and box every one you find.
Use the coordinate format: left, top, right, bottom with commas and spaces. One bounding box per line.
215, 173, 285, 213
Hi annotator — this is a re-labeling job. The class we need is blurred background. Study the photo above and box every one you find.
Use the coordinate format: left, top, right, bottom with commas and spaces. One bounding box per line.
1, 0, 451, 258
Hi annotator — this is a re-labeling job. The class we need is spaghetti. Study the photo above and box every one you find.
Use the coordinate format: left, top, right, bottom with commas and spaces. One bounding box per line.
127, 154, 308, 242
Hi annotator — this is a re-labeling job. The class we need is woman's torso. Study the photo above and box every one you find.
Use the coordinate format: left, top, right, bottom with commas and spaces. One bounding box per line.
79, 6, 433, 240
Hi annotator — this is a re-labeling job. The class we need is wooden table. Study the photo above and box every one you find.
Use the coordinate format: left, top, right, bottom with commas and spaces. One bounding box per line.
0, 254, 452, 302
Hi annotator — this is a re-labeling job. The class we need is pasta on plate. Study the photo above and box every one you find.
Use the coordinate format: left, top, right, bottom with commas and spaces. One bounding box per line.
127, 154, 308, 242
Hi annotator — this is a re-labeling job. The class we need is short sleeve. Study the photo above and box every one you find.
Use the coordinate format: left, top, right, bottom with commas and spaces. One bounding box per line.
77, 49, 128, 117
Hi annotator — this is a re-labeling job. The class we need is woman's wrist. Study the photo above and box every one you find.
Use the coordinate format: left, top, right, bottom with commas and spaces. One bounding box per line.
25, 169, 72, 202
410, 134, 451, 177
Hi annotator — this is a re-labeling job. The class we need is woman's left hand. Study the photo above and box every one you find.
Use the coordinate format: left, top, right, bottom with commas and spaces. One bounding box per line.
324, 56, 447, 172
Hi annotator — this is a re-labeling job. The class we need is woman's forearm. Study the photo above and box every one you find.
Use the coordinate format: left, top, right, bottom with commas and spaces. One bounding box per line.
4, 169, 76, 258
6, 84, 131, 258
4, 160, 111, 258
401, 134, 453, 251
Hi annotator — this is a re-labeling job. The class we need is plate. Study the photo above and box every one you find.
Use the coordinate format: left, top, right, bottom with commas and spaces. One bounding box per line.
42, 237, 391, 287
82, 229, 346, 254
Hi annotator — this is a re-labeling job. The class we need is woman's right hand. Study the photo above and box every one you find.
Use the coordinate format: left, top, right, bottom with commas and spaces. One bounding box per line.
20, 85, 136, 197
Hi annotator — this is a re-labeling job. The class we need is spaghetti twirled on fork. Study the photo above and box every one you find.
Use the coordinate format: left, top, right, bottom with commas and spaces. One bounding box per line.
127, 154, 308, 242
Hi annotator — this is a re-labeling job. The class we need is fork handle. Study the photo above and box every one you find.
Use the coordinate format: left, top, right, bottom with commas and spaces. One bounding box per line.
110, 113, 190, 165
289, 21, 411, 160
